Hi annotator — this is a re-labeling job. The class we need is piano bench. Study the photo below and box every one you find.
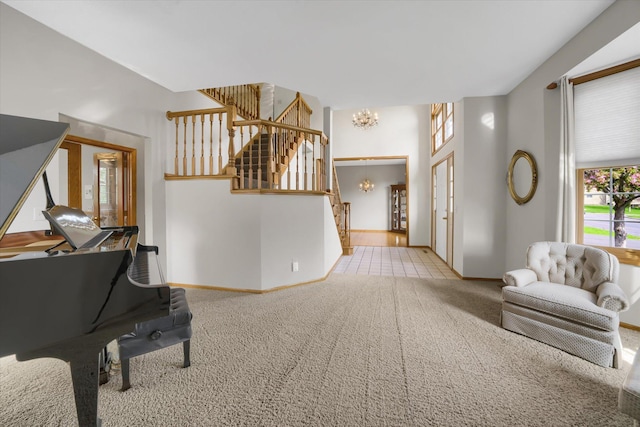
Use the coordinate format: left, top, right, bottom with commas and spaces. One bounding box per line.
117, 287, 193, 391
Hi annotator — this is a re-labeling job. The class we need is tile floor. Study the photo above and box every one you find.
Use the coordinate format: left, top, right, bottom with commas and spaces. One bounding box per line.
332, 246, 459, 279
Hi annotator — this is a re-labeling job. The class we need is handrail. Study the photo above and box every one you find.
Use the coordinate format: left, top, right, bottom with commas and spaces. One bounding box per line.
275, 92, 313, 129
166, 107, 228, 120
234, 119, 326, 140
199, 84, 261, 120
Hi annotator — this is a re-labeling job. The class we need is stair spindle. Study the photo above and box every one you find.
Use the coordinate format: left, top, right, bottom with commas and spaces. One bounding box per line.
191, 115, 196, 175
183, 116, 188, 176
174, 117, 179, 175
209, 113, 214, 175
200, 114, 205, 175
218, 113, 223, 174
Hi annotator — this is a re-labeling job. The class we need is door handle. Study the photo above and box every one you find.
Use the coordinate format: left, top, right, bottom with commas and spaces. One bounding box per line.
442, 217, 448, 220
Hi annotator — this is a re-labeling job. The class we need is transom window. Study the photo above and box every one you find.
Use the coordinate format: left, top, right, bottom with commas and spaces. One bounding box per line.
578, 166, 640, 251
431, 103, 454, 154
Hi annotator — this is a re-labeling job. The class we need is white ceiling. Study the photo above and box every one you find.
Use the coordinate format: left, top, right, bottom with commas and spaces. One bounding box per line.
3, 0, 638, 110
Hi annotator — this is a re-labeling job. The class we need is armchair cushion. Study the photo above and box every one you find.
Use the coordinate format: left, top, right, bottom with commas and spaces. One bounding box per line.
502, 282, 619, 331
502, 268, 537, 287
526, 241, 619, 291
597, 281, 630, 312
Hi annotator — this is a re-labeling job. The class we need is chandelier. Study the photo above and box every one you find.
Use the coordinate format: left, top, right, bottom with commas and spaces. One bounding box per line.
352, 109, 379, 130
359, 160, 374, 192
359, 178, 375, 193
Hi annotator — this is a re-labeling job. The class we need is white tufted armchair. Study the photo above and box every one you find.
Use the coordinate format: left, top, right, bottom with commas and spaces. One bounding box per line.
501, 241, 629, 368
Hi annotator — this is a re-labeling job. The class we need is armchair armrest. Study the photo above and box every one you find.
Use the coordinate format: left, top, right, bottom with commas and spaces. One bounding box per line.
502, 268, 537, 287
596, 281, 630, 312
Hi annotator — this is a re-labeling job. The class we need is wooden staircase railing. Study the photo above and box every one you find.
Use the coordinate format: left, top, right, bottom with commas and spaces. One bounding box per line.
165, 103, 237, 177
275, 92, 312, 129
165, 102, 329, 193
330, 161, 352, 254
233, 120, 328, 192
199, 84, 261, 121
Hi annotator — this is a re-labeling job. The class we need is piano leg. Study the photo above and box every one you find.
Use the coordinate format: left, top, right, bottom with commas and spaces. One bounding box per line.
69, 355, 102, 427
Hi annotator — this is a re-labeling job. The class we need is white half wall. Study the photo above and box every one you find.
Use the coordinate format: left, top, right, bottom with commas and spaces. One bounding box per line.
166, 179, 342, 291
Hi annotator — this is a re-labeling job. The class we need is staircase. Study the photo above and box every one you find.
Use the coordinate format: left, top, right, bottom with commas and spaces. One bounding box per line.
234, 133, 273, 189
167, 84, 351, 253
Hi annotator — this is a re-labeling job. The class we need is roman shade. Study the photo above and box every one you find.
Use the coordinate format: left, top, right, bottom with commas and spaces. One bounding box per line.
574, 65, 640, 168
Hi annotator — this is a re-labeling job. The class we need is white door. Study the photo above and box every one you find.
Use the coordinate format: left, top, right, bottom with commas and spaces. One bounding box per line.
434, 161, 448, 259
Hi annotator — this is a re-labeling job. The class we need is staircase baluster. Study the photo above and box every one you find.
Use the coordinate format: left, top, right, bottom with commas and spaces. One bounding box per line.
287, 130, 293, 190
173, 117, 179, 176
296, 133, 300, 190
182, 116, 188, 176
200, 114, 205, 176
239, 126, 245, 189
218, 113, 223, 174
311, 134, 316, 191
257, 124, 263, 190
267, 124, 274, 189
191, 115, 196, 176
248, 125, 254, 189
303, 132, 308, 191
209, 113, 213, 175
226, 98, 237, 176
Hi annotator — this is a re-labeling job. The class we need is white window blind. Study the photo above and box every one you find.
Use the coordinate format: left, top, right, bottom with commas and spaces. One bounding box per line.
574, 65, 640, 168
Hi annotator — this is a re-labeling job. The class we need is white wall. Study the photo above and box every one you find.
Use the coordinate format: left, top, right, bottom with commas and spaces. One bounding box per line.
332, 105, 430, 246
505, 0, 640, 324
0, 3, 174, 268
166, 179, 341, 291
460, 96, 508, 279
335, 164, 406, 231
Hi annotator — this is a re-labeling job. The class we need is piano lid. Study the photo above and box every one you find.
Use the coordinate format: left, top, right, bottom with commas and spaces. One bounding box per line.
0, 114, 69, 240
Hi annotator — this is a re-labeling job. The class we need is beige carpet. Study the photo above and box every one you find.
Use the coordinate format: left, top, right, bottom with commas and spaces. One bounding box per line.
1, 274, 639, 426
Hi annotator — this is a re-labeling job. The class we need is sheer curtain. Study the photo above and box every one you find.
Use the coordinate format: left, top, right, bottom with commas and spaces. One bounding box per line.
556, 76, 576, 243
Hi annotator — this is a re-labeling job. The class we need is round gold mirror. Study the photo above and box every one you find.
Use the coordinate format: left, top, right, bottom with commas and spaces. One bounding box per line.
507, 150, 538, 205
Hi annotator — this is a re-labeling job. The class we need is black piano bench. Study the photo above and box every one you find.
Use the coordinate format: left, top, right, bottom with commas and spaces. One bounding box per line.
117, 287, 193, 391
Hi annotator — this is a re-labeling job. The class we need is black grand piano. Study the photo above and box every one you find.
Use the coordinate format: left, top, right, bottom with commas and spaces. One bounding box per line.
0, 114, 171, 426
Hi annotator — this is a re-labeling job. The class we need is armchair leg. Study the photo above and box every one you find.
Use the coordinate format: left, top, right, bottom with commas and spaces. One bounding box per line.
120, 358, 131, 392
182, 340, 191, 368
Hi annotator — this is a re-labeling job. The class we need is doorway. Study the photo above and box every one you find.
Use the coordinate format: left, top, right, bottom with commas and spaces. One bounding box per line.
432, 154, 453, 267
334, 156, 409, 247
62, 135, 136, 227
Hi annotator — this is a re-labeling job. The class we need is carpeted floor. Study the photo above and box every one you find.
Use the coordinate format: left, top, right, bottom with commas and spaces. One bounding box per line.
1, 274, 639, 426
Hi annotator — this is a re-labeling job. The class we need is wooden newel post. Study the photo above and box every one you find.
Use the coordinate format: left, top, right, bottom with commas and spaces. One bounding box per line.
342, 202, 353, 255
226, 97, 237, 176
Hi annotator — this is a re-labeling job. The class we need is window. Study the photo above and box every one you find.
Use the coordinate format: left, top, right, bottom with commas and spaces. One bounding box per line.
578, 166, 640, 253
431, 103, 453, 154
573, 63, 640, 265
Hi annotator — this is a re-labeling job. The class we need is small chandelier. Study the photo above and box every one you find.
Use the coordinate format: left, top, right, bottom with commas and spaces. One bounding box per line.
359, 178, 375, 193
352, 109, 379, 130
359, 160, 374, 192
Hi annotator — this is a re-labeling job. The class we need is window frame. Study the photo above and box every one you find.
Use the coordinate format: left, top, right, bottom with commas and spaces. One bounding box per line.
431, 103, 454, 155
576, 166, 640, 266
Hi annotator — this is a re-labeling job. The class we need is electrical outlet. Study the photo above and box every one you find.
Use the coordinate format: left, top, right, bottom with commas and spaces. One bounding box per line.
292, 261, 299, 272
